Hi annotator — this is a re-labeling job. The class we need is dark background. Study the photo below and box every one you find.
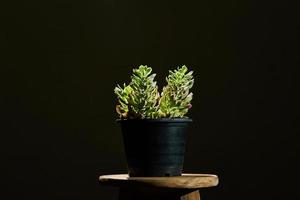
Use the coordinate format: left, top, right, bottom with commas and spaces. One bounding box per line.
1, 0, 299, 199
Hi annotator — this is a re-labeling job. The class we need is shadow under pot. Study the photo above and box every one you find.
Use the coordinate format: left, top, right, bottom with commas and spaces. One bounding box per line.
118, 118, 192, 177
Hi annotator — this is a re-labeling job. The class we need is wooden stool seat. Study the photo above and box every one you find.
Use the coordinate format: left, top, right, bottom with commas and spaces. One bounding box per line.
99, 174, 219, 200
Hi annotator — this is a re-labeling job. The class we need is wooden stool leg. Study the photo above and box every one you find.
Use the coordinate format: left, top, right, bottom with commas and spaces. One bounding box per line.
119, 186, 200, 200
181, 190, 200, 200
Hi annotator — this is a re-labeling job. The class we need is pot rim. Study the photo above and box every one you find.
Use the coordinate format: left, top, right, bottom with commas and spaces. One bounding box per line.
116, 118, 192, 123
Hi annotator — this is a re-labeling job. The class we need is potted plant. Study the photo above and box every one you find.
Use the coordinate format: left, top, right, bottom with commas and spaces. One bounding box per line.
114, 65, 194, 177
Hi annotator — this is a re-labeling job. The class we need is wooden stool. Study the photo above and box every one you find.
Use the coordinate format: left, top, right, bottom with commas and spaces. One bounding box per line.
99, 174, 218, 200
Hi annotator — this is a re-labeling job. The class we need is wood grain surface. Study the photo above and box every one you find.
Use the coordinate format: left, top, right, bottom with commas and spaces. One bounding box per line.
99, 173, 218, 189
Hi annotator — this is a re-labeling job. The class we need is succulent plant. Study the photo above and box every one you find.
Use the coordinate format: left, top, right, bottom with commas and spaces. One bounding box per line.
158, 66, 194, 118
114, 65, 159, 119
114, 65, 194, 119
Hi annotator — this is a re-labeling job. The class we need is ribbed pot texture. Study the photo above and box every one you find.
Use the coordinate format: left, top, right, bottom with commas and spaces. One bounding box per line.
118, 118, 192, 177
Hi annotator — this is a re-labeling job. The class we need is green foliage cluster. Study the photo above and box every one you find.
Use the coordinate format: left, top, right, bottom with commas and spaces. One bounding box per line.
114, 65, 194, 119
158, 66, 194, 118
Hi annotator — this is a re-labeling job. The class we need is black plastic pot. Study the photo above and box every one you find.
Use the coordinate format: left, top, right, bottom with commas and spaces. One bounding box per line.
118, 118, 192, 177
